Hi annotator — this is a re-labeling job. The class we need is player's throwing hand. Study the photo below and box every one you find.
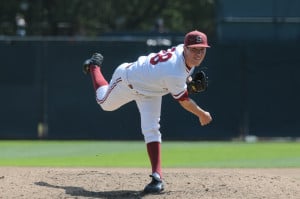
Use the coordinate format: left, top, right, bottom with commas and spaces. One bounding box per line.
199, 111, 212, 126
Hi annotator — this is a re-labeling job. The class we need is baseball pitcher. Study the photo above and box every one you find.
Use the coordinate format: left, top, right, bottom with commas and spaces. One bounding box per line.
83, 30, 212, 194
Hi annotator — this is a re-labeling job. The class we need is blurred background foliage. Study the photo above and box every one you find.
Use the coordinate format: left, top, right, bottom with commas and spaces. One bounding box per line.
0, 0, 216, 36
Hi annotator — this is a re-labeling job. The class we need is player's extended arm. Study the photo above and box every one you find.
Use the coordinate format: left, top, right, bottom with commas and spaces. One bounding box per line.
178, 98, 212, 126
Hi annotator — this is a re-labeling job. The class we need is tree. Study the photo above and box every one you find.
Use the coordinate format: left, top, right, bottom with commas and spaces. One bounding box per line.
0, 0, 216, 36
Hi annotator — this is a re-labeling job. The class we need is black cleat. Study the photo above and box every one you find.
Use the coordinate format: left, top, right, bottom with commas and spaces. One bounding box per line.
143, 173, 164, 194
82, 53, 104, 74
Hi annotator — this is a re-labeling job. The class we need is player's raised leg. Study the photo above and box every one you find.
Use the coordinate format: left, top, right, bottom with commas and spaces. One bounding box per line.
83, 55, 135, 111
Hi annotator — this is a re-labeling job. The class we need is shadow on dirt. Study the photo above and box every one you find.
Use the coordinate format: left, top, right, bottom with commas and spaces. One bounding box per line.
35, 181, 148, 199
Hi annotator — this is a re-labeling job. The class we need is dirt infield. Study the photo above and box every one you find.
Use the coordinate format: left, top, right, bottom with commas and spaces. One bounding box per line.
0, 167, 300, 199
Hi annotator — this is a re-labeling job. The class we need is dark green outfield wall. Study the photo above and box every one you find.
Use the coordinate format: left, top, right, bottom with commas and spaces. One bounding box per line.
0, 37, 299, 140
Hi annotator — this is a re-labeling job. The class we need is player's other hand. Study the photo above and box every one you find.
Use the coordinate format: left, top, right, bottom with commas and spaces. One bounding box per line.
199, 111, 212, 126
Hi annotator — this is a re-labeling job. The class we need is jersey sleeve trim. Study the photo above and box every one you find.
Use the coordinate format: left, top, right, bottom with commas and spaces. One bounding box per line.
172, 90, 188, 100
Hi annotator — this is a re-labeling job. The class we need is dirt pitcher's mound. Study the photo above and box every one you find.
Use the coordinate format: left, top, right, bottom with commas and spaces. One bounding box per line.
0, 167, 299, 199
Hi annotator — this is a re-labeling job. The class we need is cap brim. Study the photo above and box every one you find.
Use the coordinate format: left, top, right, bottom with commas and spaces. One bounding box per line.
187, 44, 210, 48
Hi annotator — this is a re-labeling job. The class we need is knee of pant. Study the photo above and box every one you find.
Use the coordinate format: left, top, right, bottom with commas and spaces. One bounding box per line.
98, 103, 117, 111
142, 126, 161, 143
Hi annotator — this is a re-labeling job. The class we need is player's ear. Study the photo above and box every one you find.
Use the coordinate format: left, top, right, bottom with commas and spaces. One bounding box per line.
183, 45, 188, 53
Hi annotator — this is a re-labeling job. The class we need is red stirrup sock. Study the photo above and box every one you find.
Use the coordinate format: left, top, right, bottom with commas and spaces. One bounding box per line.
89, 65, 108, 91
147, 142, 162, 178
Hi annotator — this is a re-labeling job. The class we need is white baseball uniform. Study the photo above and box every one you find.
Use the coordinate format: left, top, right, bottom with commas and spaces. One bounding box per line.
95, 44, 194, 143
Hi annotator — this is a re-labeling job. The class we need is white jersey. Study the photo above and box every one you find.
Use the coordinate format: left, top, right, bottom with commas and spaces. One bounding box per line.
126, 44, 194, 99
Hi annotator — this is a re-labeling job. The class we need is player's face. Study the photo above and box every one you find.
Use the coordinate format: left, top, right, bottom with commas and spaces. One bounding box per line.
184, 46, 206, 67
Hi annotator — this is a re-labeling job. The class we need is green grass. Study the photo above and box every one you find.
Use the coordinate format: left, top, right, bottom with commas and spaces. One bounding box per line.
0, 141, 299, 167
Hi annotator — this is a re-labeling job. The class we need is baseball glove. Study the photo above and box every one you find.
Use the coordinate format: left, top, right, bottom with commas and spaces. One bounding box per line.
187, 71, 208, 94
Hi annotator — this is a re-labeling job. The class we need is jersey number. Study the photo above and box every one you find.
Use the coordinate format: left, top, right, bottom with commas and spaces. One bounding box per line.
150, 48, 175, 65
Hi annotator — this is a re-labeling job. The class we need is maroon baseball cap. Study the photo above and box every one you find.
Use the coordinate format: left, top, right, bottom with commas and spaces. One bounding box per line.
184, 30, 210, 48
